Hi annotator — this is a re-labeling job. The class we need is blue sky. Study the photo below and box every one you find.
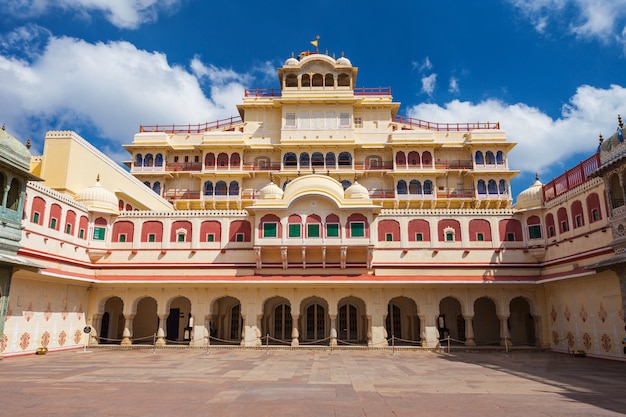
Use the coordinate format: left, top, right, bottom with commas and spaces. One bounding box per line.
2, 0, 626, 198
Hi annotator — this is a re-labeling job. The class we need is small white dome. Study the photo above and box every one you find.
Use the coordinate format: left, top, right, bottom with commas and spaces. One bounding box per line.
344, 181, 369, 199
259, 182, 284, 200
284, 57, 299, 66
515, 177, 543, 210
75, 178, 119, 214
336, 56, 352, 66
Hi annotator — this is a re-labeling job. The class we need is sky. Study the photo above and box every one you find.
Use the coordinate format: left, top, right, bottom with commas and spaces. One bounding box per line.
2, 0, 626, 199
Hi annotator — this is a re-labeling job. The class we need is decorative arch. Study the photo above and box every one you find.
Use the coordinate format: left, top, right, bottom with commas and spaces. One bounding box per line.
468, 219, 492, 241
378, 219, 400, 242
408, 219, 430, 241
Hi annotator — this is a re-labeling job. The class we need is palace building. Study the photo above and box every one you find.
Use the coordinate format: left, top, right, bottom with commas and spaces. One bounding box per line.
1, 52, 625, 359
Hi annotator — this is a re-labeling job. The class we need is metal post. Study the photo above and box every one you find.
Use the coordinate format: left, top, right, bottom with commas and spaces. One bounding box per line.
392, 335, 395, 356
447, 335, 451, 355
266, 333, 269, 354
153, 332, 157, 354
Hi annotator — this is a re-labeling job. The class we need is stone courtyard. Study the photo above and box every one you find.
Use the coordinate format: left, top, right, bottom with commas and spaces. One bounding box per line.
1, 348, 625, 416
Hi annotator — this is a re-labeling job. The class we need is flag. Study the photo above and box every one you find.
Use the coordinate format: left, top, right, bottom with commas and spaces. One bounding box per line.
618, 127, 624, 143
310, 39, 318, 48
298, 51, 310, 59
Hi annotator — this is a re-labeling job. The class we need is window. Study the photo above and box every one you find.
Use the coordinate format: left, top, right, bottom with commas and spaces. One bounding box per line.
354, 117, 362, 128
385, 233, 393, 241
416, 233, 423, 241
507, 233, 515, 242
528, 225, 542, 239
206, 234, 215, 242
339, 113, 350, 127
177, 233, 185, 242
575, 215, 583, 228
263, 223, 277, 238
148, 234, 156, 243
93, 227, 105, 240
477, 233, 484, 241
307, 224, 320, 238
65, 224, 72, 234
50, 218, 57, 229
288, 223, 301, 238
445, 232, 454, 241
561, 221, 568, 232
119, 234, 126, 243
285, 113, 296, 128
592, 209, 600, 222
33, 212, 40, 224
548, 226, 555, 238
327, 223, 339, 237
236, 233, 244, 242
350, 222, 365, 237
79, 229, 85, 239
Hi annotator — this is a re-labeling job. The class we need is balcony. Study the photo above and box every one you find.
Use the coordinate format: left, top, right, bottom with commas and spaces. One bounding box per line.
165, 162, 203, 172
434, 160, 474, 170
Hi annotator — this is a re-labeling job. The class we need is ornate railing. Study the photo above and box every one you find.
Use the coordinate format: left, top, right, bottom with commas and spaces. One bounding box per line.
542, 153, 600, 202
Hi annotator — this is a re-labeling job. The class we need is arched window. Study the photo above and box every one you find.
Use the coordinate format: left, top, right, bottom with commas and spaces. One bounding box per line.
204, 181, 214, 196
311, 152, 324, 166
143, 181, 151, 188
477, 180, 487, 194
408, 151, 419, 166
7, 178, 21, 211
324, 73, 334, 87
499, 180, 507, 194
312, 73, 323, 86
301, 74, 311, 87
409, 180, 422, 194
230, 153, 240, 167
338, 152, 352, 166
557, 207, 569, 233
475, 151, 484, 165
496, 151, 504, 164
215, 181, 227, 196
337, 73, 350, 86
397, 180, 408, 195
152, 182, 161, 195
285, 74, 297, 87
135, 154, 143, 167
205, 153, 215, 167
423, 180, 433, 194
487, 180, 497, 194
155, 154, 163, 167
283, 152, 297, 167
217, 153, 228, 167
485, 151, 495, 164
229, 181, 239, 196
325, 152, 335, 167
396, 152, 406, 166
422, 151, 432, 166
144, 154, 153, 167
299, 152, 310, 167
546, 213, 556, 237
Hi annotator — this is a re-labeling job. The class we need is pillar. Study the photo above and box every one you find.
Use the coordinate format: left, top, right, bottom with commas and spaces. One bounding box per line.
291, 314, 300, 347
419, 315, 426, 347
205, 314, 212, 346
330, 314, 337, 347
156, 314, 167, 346
90, 314, 102, 346
464, 315, 476, 346
366, 315, 373, 347
120, 315, 134, 346
499, 315, 511, 347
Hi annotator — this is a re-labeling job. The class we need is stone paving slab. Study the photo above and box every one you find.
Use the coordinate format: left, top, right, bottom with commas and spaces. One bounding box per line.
1, 349, 625, 416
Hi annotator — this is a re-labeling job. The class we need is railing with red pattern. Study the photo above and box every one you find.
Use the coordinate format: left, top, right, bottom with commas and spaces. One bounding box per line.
542, 153, 600, 202
244, 87, 392, 97
393, 115, 500, 131
139, 116, 242, 134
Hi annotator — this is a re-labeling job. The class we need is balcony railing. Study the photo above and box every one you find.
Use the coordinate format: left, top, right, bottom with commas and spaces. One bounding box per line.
139, 116, 242, 134
543, 153, 600, 202
165, 162, 203, 172
434, 160, 474, 170
393, 115, 499, 131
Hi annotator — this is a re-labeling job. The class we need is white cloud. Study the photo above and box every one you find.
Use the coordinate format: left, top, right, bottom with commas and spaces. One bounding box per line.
509, 0, 626, 48
5, 0, 181, 29
421, 73, 437, 96
448, 77, 459, 94
412, 56, 433, 72
0, 35, 249, 156
407, 84, 626, 175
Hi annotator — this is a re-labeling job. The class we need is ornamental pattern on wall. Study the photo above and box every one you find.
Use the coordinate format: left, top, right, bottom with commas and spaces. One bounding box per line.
58, 330, 67, 346
41, 331, 51, 348
579, 305, 587, 323
23, 302, 34, 322
0, 334, 7, 352
550, 306, 557, 323
564, 305, 571, 322
552, 331, 560, 346
566, 331, 575, 348
601, 333, 612, 352
44, 302, 52, 321
73, 330, 82, 344
19, 332, 30, 350
598, 303, 608, 323
582, 332, 592, 350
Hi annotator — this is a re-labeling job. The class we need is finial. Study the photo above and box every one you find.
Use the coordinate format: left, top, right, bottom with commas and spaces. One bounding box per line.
1, 124, 5, 131
325, 48, 329, 55
26, 137, 31, 149
312, 168, 316, 174
96, 174, 100, 182
619, 114, 624, 129
269, 173, 274, 183
535, 172, 539, 181
599, 133, 604, 144
291, 52, 294, 58
332, 53, 336, 59
354, 173, 358, 183
341, 51, 345, 57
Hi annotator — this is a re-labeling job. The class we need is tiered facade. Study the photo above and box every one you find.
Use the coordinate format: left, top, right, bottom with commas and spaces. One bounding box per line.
1, 52, 624, 359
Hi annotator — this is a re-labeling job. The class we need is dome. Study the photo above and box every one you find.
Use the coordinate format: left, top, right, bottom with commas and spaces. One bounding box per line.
75, 177, 119, 214
515, 176, 543, 210
344, 181, 369, 199
259, 181, 284, 200
336, 56, 352, 66
0, 124, 31, 172
284, 57, 299, 66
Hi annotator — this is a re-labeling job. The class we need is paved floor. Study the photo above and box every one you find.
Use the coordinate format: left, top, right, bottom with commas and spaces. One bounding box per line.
1, 348, 625, 417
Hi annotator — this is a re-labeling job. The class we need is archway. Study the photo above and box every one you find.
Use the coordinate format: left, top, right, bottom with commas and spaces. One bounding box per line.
166, 296, 192, 344
133, 297, 158, 344
101, 296, 124, 344
473, 297, 500, 345
212, 296, 242, 343
300, 296, 328, 344
337, 296, 367, 344
509, 297, 536, 346
386, 296, 420, 345
262, 296, 292, 344
438, 296, 465, 343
